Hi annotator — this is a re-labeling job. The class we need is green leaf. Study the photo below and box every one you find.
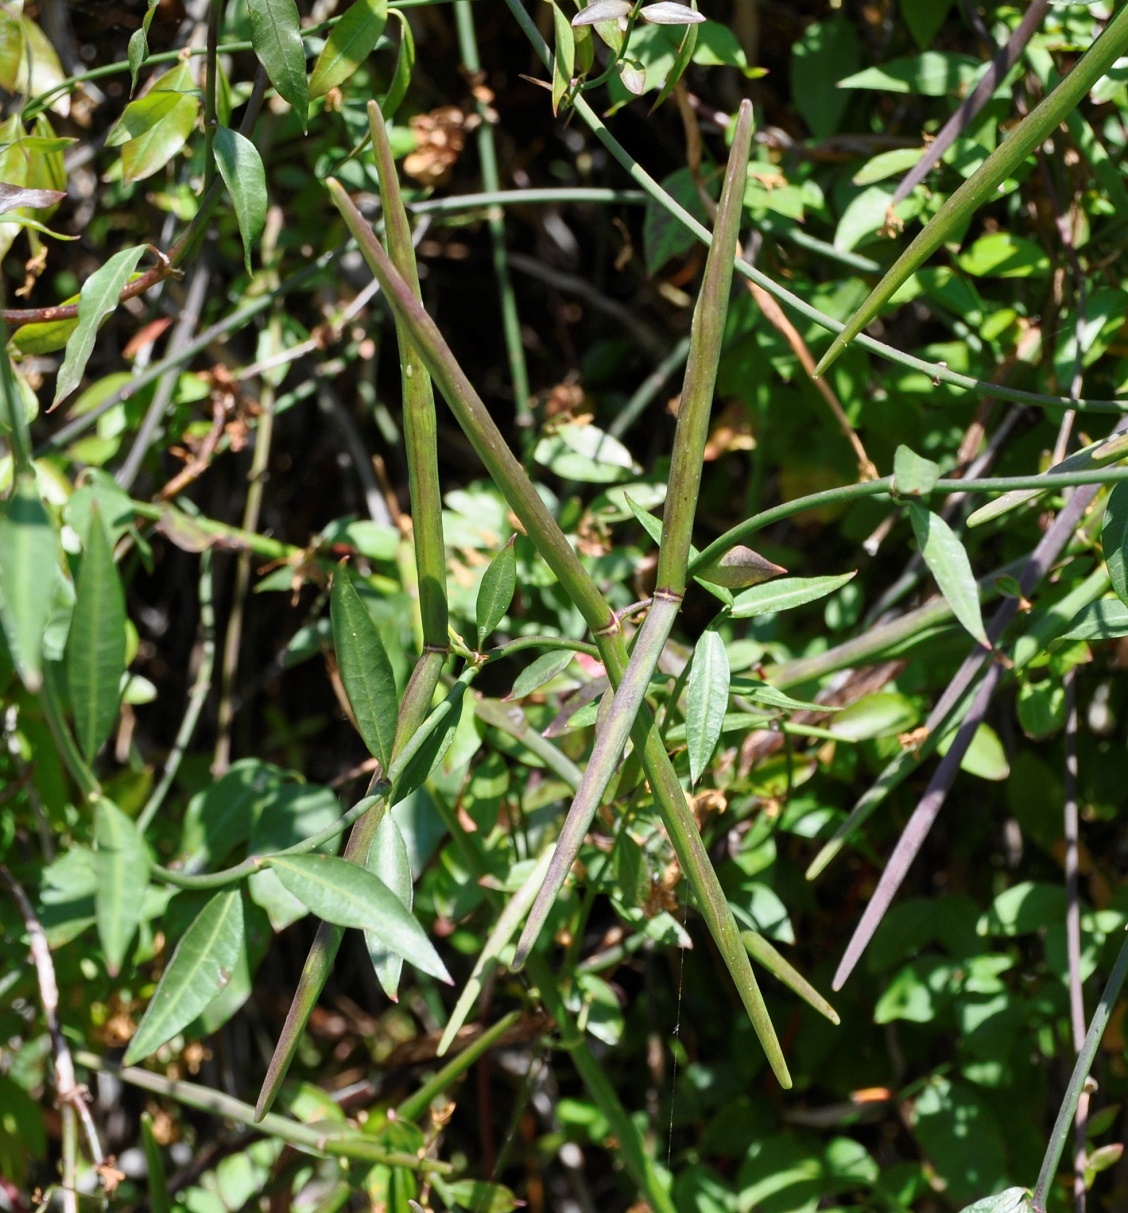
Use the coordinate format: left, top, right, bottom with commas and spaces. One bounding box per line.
685, 629, 729, 785
476, 536, 516, 649
330, 569, 398, 770
901, 0, 956, 49
505, 649, 575, 700
649, 3, 698, 112
247, 0, 309, 130
380, 9, 415, 120
212, 127, 268, 275
439, 1180, 519, 1213
268, 854, 451, 982
124, 890, 245, 1064
1103, 480, 1128, 606
730, 678, 833, 714
54, 245, 147, 406
310, 0, 387, 98
364, 813, 412, 1000
939, 721, 1009, 781
534, 421, 638, 483
908, 504, 988, 647
66, 504, 126, 762
1061, 596, 1128, 640
730, 571, 856, 619
893, 445, 940, 497
955, 1190, 1031, 1213
838, 51, 982, 96
829, 691, 919, 741
0, 474, 59, 691
956, 232, 1051, 279
105, 88, 187, 148
978, 881, 1065, 937
94, 799, 150, 976
550, 0, 575, 115
140, 1113, 171, 1213
790, 18, 859, 138
127, 0, 160, 93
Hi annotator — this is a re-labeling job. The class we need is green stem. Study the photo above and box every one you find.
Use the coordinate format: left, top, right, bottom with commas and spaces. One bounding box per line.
73, 1052, 453, 1173
254, 667, 477, 1119
1032, 931, 1128, 1212
691, 464, 1128, 576
152, 793, 383, 891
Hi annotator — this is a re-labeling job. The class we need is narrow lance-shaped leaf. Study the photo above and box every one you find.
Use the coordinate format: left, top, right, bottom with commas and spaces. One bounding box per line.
246, 0, 309, 131
53, 244, 147, 406
908, 503, 989, 647
212, 127, 268, 275
268, 854, 451, 983
815, 3, 1128, 373
1102, 480, 1128, 606
685, 628, 729, 786
364, 814, 413, 1000
730, 571, 856, 619
67, 503, 127, 762
505, 649, 574, 700
651, 4, 699, 112
550, 0, 575, 116
127, 0, 160, 93
0, 474, 58, 691
330, 569, 398, 771
476, 535, 516, 649
309, 0, 387, 98
124, 889, 244, 1064
380, 9, 415, 120
94, 799, 150, 977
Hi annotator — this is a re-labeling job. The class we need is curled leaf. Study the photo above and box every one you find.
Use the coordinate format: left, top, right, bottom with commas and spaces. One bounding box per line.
639, 2, 706, 23
571, 0, 632, 26
695, 544, 786, 589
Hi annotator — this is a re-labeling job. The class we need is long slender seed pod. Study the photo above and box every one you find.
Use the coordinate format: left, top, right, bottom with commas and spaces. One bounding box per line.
327, 175, 792, 1087
514, 102, 756, 963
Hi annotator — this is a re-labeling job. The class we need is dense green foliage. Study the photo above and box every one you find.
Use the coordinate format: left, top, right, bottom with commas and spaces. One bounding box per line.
4, 1, 1128, 1211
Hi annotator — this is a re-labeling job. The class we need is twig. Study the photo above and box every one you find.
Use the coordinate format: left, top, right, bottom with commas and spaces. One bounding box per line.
1063, 673, 1088, 1212
0, 865, 105, 1202
1032, 932, 1128, 1213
